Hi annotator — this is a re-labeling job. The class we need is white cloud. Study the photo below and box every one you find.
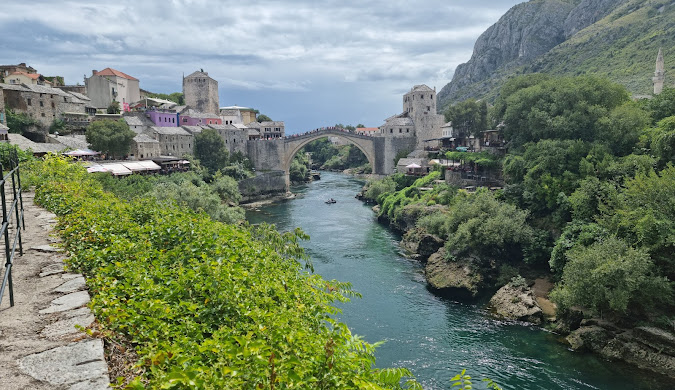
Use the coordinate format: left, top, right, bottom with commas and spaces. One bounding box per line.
0, 0, 524, 130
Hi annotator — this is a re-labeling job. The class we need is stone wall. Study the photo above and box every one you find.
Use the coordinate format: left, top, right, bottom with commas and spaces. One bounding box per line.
238, 170, 287, 202
380, 136, 418, 174
247, 139, 286, 172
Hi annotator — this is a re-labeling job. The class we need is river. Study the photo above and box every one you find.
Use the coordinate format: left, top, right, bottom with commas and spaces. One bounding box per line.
245, 172, 671, 390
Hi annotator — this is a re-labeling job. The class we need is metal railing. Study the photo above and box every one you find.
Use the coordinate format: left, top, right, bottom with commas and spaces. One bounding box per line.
0, 149, 25, 308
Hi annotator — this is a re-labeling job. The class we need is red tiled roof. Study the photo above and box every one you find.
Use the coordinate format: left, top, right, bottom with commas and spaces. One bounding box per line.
9, 71, 40, 79
356, 127, 378, 132
95, 67, 139, 81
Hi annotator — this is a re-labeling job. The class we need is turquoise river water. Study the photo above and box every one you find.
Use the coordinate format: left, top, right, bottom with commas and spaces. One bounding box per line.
245, 172, 672, 390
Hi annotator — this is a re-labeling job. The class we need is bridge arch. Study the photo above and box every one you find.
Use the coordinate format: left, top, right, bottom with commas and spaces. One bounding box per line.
282, 130, 378, 187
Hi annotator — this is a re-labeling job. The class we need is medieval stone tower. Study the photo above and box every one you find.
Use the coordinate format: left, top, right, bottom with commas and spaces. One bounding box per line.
183, 70, 219, 115
653, 48, 665, 95
402, 85, 444, 149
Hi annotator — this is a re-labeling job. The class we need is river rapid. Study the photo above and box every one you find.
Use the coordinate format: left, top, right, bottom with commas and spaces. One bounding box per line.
245, 172, 671, 390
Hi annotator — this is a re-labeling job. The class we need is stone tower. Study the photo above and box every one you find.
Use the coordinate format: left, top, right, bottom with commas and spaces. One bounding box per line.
653, 48, 665, 95
402, 85, 444, 149
183, 70, 219, 115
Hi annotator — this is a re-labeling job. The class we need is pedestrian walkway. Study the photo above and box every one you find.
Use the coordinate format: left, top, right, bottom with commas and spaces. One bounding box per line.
0, 192, 110, 390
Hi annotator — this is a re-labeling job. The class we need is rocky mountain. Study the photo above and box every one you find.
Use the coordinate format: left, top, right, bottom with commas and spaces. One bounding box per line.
438, 0, 674, 110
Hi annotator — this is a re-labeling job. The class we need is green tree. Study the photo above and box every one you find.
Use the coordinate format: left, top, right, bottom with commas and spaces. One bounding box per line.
49, 118, 66, 135
106, 100, 121, 114
257, 114, 272, 122
551, 237, 671, 317
85, 119, 135, 159
6, 109, 37, 134
596, 102, 649, 156
501, 76, 629, 148
444, 99, 487, 137
645, 87, 675, 123
194, 129, 229, 174
645, 116, 675, 167
289, 153, 310, 182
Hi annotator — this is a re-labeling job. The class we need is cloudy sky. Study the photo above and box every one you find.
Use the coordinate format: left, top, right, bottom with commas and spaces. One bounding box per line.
0, 0, 523, 133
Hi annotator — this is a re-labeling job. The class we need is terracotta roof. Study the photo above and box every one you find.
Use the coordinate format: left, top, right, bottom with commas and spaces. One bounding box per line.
95, 68, 138, 81
356, 127, 378, 132
9, 71, 40, 80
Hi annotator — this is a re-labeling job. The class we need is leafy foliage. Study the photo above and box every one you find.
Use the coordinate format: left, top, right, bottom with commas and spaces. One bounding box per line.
551, 237, 671, 316
6, 109, 37, 134
193, 128, 229, 174
85, 119, 135, 159
29, 156, 421, 389
443, 99, 487, 136
500, 76, 629, 149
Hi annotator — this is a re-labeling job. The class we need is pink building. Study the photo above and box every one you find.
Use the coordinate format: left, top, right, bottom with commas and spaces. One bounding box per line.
146, 109, 178, 127
180, 109, 221, 126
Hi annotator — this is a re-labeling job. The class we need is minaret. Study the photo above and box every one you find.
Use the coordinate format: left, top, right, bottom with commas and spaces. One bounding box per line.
653, 48, 665, 95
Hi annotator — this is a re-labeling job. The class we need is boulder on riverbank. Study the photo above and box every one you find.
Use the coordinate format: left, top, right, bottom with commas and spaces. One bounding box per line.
401, 228, 444, 263
425, 248, 483, 297
488, 279, 543, 324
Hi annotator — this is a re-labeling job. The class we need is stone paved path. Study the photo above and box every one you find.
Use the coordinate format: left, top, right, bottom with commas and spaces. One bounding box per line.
0, 192, 110, 389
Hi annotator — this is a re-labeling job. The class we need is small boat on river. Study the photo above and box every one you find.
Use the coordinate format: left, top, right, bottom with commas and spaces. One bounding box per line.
325, 198, 336, 204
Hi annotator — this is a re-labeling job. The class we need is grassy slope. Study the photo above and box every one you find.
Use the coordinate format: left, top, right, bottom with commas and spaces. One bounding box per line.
529, 0, 675, 96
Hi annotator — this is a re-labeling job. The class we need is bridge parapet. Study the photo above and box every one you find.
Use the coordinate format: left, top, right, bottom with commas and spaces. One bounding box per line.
284, 128, 377, 142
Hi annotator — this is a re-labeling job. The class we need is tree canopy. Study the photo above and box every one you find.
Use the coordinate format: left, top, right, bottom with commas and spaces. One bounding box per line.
444, 99, 487, 136
85, 119, 135, 159
193, 129, 229, 174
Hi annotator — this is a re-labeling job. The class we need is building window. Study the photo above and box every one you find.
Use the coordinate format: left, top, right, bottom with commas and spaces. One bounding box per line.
399, 128, 402, 133
41, 113, 45, 117
26, 98, 32, 106
421, 95, 424, 99
63, 97, 67, 102
183, 118, 187, 123
390, 129, 393, 134
427, 106, 430, 111
406, 128, 409, 133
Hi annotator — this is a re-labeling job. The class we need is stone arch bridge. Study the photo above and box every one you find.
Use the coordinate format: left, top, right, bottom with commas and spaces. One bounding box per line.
246, 128, 417, 188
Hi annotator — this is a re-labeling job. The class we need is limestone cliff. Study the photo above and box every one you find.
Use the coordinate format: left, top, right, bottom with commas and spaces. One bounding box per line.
437, 0, 648, 109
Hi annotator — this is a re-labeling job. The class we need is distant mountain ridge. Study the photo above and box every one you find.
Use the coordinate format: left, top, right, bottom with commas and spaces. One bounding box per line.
438, 0, 675, 110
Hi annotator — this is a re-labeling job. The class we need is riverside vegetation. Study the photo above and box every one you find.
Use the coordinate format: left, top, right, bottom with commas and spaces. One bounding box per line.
361, 75, 675, 376
25, 155, 430, 389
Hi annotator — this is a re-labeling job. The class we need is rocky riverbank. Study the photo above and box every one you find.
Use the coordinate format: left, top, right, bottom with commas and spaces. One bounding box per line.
374, 202, 675, 380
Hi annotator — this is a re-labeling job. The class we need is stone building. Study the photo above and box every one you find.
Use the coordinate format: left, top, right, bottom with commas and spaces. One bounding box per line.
85, 68, 140, 110
130, 134, 161, 160
258, 121, 285, 139
4, 72, 47, 86
208, 124, 248, 155
0, 83, 87, 128
0, 63, 37, 80
144, 126, 194, 157
379, 84, 445, 150
183, 71, 219, 115
220, 105, 256, 124
653, 48, 665, 95
180, 109, 221, 126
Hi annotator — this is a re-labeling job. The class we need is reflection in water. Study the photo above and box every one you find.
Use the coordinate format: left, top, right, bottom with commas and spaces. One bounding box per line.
246, 172, 671, 390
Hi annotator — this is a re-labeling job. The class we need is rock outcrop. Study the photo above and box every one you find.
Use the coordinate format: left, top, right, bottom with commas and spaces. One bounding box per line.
566, 324, 675, 378
488, 281, 543, 324
424, 248, 483, 297
401, 228, 444, 263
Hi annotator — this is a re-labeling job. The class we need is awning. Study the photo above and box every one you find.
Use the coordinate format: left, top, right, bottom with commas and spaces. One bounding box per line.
64, 149, 99, 156
102, 163, 132, 176
406, 163, 422, 169
86, 165, 108, 173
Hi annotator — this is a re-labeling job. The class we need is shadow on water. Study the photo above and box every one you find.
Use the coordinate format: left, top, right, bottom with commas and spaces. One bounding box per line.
245, 171, 672, 390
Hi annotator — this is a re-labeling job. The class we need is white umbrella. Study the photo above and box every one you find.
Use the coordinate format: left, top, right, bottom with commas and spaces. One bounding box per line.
406, 163, 422, 169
